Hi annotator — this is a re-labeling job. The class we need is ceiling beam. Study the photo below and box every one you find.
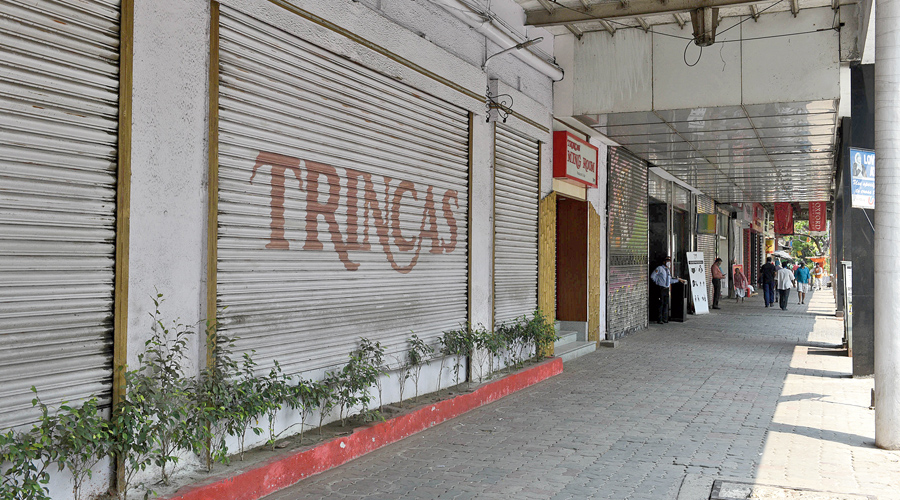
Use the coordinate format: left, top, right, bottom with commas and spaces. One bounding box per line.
525, 0, 772, 27
636, 17, 651, 32
566, 23, 584, 39
535, 0, 558, 13
599, 19, 617, 36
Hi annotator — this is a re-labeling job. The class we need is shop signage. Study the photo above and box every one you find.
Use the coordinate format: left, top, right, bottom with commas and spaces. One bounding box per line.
809, 201, 827, 236
696, 214, 716, 234
774, 202, 794, 235
686, 251, 709, 314
765, 238, 775, 255
849, 148, 875, 209
250, 151, 460, 274
553, 131, 598, 187
751, 203, 764, 232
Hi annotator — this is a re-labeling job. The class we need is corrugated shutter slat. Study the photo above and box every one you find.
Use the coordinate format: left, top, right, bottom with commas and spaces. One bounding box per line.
493, 125, 539, 324
217, 6, 469, 375
0, 0, 119, 429
607, 147, 648, 338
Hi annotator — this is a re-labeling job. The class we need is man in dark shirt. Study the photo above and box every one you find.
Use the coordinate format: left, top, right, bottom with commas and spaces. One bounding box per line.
760, 257, 777, 308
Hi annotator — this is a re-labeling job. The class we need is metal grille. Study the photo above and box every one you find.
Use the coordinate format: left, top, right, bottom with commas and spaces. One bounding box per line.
0, 0, 120, 429
744, 228, 753, 283
493, 125, 539, 324
607, 147, 648, 339
216, 6, 470, 376
697, 195, 716, 301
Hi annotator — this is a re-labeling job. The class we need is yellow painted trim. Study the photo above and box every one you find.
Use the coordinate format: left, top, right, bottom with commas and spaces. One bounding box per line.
588, 203, 601, 343
264, 0, 550, 134
538, 192, 557, 355
112, 0, 133, 493
112, 0, 133, 409
552, 178, 587, 201
207, 1, 221, 370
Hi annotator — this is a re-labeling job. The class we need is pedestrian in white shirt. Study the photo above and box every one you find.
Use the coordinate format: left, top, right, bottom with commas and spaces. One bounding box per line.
775, 266, 795, 311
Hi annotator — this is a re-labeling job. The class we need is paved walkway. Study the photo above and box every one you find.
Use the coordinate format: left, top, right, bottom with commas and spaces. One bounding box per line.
265, 289, 900, 499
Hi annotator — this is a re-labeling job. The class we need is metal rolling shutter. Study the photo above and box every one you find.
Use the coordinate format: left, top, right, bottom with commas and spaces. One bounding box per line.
0, 0, 120, 428
697, 195, 716, 301
493, 125, 539, 324
607, 147, 648, 339
216, 6, 469, 376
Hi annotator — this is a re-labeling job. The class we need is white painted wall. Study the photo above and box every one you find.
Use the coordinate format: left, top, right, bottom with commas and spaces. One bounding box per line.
567, 6, 843, 115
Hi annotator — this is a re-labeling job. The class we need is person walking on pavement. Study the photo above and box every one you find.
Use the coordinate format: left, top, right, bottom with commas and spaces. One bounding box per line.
651, 256, 687, 324
794, 261, 811, 304
760, 257, 777, 308
776, 264, 795, 310
812, 262, 824, 290
711, 258, 725, 309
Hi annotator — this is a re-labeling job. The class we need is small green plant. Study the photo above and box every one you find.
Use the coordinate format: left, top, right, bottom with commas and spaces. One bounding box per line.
527, 309, 558, 361
257, 361, 290, 450
470, 325, 496, 383
292, 379, 317, 444
314, 376, 338, 434
134, 292, 195, 485
0, 422, 56, 500
407, 335, 433, 402
110, 369, 156, 500
332, 338, 383, 426
439, 327, 474, 388
233, 352, 265, 459
49, 397, 111, 500
396, 353, 410, 408
187, 326, 242, 471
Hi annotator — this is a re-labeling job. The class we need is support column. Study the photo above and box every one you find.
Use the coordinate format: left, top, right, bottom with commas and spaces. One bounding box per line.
874, 0, 900, 450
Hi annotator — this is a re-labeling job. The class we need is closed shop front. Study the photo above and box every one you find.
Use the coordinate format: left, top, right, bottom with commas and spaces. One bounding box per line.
697, 195, 716, 301
214, 6, 470, 375
607, 147, 648, 338
493, 125, 539, 324
0, 1, 122, 428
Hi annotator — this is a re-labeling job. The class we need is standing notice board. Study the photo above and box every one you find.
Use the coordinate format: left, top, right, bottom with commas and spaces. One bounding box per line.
686, 252, 709, 314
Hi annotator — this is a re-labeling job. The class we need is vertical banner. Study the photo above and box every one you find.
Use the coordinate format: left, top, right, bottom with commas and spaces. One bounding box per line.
774, 202, 794, 235
686, 252, 709, 314
751, 203, 764, 232
809, 201, 827, 236
765, 238, 775, 255
849, 148, 875, 209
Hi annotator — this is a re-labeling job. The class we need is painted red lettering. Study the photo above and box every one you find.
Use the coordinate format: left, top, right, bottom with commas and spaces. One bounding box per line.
304, 161, 360, 271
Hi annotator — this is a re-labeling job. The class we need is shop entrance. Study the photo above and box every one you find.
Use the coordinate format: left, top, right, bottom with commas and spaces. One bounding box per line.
556, 197, 587, 325
648, 201, 668, 321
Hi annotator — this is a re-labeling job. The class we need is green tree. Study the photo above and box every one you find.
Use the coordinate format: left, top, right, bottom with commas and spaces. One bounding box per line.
786, 221, 829, 260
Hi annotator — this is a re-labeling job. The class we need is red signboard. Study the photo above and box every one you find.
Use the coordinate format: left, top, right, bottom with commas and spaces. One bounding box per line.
553, 131, 599, 187
809, 201, 827, 235
774, 202, 794, 235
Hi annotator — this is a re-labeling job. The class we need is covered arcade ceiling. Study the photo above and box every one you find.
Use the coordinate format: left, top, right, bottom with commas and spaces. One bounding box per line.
515, 0, 869, 203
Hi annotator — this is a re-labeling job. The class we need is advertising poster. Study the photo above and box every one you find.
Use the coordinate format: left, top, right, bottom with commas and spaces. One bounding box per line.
850, 148, 875, 209
809, 201, 827, 235
774, 202, 794, 235
686, 252, 709, 314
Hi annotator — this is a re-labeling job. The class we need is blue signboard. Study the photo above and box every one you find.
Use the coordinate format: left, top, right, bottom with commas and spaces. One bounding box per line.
850, 148, 875, 209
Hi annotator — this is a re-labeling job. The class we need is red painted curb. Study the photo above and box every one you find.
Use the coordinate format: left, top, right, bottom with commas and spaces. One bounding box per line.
166, 357, 563, 500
